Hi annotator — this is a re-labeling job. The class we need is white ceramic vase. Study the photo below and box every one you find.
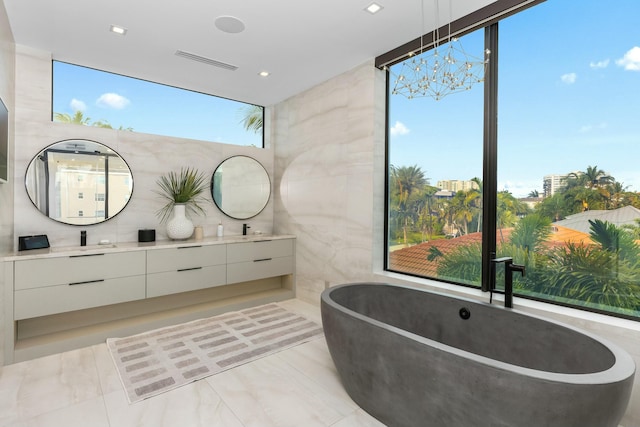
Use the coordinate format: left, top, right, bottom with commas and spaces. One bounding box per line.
166, 204, 194, 240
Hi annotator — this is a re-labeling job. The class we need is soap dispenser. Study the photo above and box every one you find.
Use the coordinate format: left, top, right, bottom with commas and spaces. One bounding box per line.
217, 221, 224, 237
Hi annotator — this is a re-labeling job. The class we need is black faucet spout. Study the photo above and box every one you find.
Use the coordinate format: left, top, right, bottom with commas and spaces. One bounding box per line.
490, 256, 525, 308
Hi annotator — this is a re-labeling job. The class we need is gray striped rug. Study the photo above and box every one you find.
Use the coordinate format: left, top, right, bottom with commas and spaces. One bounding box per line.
106, 303, 324, 403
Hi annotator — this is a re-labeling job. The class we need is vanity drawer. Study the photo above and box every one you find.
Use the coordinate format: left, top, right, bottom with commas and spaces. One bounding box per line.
146, 245, 226, 274
146, 265, 226, 298
227, 256, 294, 284
226, 239, 294, 263
14, 252, 146, 290
14, 275, 146, 319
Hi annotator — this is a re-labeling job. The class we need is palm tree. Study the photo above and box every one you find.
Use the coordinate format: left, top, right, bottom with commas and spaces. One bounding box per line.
567, 165, 613, 189
450, 190, 479, 235
470, 177, 483, 232
509, 213, 551, 254
527, 190, 540, 198
608, 182, 627, 209
389, 165, 428, 245
54, 111, 92, 125
525, 219, 640, 311
436, 243, 483, 287
588, 219, 639, 263
54, 111, 130, 130
622, 218, 640, 240
535, 192, 567, 221
240, 105, 264, 133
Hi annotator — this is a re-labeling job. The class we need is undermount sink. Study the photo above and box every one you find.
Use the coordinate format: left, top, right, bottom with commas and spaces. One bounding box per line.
51, 244, 118, 253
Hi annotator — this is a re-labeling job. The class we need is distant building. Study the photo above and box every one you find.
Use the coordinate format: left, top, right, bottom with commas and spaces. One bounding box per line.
433, 190, 455, 199
519, 197, 543, 209
437, 179, 479, 192
553, 205, 640, 234
543, 174, 569, 197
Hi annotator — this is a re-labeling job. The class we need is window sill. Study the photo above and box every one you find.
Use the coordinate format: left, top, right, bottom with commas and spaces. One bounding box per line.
374, 270, 640, 333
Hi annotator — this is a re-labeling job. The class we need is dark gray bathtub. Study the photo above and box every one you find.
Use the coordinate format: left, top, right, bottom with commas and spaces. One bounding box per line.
321, 283, 635, 427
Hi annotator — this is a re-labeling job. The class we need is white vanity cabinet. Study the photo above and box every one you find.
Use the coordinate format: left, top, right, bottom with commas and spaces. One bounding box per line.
3, 235, 295, 364
146, 244, 226, 297
14, 251, 146, 319
227, 239, 294, 284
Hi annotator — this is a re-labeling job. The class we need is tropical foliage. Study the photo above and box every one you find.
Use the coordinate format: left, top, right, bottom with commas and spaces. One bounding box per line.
154, 167, 209, 223
239, 105, 264, 134
54, 111, 133, 131
388, 164, 640, 316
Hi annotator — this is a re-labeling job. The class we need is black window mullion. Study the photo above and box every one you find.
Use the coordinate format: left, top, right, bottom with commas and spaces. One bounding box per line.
481, 23, 499, 292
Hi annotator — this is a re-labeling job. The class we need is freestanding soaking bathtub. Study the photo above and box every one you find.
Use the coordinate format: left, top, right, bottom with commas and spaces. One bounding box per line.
321, 283, 635, 427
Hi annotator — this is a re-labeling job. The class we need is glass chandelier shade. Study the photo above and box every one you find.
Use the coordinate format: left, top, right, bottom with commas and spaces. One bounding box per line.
389, 0, 491, 101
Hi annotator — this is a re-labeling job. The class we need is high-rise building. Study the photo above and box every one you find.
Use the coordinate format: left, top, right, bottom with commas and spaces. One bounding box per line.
437, 179, 479, 192
543, 174, 569, 198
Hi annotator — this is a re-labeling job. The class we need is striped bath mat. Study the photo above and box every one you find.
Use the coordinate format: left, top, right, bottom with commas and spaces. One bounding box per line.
106, 303, 324, 403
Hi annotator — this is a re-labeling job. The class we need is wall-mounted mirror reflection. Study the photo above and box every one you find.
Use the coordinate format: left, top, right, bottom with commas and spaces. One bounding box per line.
25, 139, 133, 225
211, 155, 270, 220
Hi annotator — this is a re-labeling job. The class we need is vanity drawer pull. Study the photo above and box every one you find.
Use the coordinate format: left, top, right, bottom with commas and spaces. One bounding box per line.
253, 240, 273, 243
69, 253, 106, 258
177, 266, 203, 272
69, 279, 105, 286
254, 258, 273, 262
177, 245, 202, 249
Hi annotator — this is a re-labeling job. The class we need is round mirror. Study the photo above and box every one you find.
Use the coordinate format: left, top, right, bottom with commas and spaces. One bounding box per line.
211, 155, 271, 219
25, 139, 134, 225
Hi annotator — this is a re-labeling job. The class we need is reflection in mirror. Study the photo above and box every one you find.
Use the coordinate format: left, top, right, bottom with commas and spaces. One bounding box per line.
212, 156, 270, 220
25, 139, 133, 225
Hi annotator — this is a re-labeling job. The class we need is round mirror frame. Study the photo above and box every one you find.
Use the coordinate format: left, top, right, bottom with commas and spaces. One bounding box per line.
211, 155, 271, 220
25, 139, 134, 226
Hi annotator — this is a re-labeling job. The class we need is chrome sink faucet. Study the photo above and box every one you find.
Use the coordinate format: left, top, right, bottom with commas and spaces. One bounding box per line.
490, 257, 525, 308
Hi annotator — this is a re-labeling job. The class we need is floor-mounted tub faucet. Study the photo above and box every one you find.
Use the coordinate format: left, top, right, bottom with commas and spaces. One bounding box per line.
490, 257, 525, 308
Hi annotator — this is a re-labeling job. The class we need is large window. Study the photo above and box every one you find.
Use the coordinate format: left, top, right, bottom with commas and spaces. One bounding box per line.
52, 62, 264, 147
386, 0, 640, 320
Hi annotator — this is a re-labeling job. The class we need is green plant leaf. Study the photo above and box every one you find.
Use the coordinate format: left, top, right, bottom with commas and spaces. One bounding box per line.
154, 167, 209, 223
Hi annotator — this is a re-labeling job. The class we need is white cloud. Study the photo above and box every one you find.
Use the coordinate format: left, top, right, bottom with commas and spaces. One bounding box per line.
589, 59, 610, 69
579, 122, 608, 133
616, 46, 640, 71
70, 98, 86, 112
390, 121, 410, 137
560, 73, 577, 84
96, 93, 130, 109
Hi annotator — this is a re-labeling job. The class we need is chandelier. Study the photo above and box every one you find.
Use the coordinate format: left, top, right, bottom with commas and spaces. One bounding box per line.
388, 0, 490, 101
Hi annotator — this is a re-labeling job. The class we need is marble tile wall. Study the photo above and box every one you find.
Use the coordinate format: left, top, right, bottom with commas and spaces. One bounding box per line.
0, 0, 16, 367
272, 61, 386, 305
10, 45, 275, 250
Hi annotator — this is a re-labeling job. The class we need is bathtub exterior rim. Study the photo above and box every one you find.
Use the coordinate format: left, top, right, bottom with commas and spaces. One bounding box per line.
321, 282, 636, 386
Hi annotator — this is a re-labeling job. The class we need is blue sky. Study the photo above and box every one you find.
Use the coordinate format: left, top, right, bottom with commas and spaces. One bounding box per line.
52, 62, 263, 147
388, 0, 640, 197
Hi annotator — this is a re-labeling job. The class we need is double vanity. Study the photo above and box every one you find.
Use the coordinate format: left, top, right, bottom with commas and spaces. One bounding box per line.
3, 235, 296, 364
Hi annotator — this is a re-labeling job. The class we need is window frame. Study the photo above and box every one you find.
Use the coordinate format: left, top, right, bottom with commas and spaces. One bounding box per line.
379, 0, 640, 322
51, 60, 265, 148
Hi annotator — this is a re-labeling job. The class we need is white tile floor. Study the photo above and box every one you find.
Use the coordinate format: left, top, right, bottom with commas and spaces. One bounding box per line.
0, 299, 386, 427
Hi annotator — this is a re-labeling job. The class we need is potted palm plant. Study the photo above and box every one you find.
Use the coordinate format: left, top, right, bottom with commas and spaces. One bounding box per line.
155, 167, 209, 239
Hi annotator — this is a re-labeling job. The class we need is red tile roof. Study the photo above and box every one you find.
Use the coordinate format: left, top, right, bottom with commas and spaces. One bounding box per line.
388, 226, 592, 278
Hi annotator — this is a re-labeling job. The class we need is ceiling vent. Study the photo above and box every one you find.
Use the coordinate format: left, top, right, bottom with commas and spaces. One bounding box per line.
175, 50, 238, 71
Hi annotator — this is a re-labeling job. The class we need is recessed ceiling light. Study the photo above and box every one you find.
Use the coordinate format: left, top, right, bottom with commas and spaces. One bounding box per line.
365, 2, 383, 14
110, 25, 127, 35
258, 71, 270, 77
